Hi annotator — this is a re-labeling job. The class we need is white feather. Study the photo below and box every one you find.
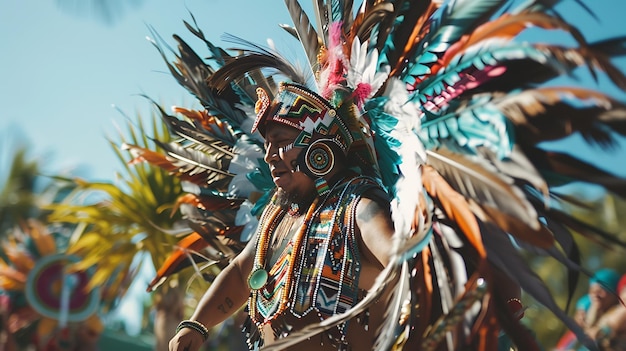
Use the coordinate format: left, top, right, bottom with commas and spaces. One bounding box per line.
235, 200, 259, 242
347, 36, 390, 98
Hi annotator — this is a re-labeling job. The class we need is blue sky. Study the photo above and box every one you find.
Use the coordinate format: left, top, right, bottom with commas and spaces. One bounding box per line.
0, 0, 303, 182
2, 0, 626, 182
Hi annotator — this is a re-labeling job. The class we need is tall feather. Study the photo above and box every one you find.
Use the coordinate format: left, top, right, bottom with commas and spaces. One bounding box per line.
426, 149, 542, 232
283, 0, 322, 76
207, 39, 307, 93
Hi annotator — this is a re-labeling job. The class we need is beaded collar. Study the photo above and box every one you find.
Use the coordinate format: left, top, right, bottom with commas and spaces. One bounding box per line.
247, 196, 319, 322
247, 175, 352, 322
247, 176, 380, 334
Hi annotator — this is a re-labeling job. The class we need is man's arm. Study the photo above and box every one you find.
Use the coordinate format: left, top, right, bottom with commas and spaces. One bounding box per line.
355, 189, 395, 269
169, 238, 256, 351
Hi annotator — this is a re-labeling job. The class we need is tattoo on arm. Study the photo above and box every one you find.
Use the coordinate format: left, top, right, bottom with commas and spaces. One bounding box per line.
217, 297, 234, 314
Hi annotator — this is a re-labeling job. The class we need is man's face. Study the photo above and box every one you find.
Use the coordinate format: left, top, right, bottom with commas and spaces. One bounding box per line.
263, 122, 315, 204
589, 283, 618, 311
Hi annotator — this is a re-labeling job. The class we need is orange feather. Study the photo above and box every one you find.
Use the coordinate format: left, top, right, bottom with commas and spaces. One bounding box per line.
422, 165, 486, 258
441, 12, 582, 68
147, 232, 209, 292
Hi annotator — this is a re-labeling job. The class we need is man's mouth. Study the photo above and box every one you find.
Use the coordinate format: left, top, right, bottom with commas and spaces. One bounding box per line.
271, 168, 289, 181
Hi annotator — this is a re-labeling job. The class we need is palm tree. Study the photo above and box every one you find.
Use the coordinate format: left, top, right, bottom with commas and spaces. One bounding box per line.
46, 112, 189, 351
0, 139, 77, 240
0, 146, 42, 237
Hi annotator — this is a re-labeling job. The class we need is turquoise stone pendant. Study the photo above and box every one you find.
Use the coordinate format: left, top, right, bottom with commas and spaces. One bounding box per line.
248, 268, 268, 290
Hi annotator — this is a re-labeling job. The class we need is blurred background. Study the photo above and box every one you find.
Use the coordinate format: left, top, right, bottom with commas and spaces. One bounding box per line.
1, 1, 299, 349
1, 0, 625, 350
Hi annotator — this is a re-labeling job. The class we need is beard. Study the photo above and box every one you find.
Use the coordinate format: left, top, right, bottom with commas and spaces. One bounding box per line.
274, 187, 316, 213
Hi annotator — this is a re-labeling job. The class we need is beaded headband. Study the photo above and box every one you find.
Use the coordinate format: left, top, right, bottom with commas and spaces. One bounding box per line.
252, 82, 355, 155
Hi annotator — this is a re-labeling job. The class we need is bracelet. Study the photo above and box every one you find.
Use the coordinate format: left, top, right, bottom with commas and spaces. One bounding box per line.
176, 320, 209, 341
506, 298, 525, 320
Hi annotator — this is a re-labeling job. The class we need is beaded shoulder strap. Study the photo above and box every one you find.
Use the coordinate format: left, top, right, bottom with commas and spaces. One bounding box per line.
291, 176, 381, 319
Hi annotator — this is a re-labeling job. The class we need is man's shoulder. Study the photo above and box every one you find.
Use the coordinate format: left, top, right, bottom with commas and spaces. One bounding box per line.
346, 176, 390, 203
341, 175, 386, 193
335, 176, 391, 214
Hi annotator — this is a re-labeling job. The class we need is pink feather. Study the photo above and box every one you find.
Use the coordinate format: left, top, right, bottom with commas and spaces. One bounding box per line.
321, 21, 348, 98
329, 21, 343, 47
352, 83, 372, 108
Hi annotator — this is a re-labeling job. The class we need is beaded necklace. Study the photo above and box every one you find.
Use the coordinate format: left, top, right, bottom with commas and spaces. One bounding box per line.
245, 175, 382, 349
248, 174, 354, 324
248, 197, 320, 323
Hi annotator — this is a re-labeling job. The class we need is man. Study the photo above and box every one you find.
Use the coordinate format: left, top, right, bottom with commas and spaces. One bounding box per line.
585, 268, 620, 328
587, 273, 626, 350
554, 295, 591, 350
169, 83, 396, 351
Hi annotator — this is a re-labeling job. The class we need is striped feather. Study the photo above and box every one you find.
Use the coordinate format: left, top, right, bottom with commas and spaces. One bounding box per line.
283, 0, 323, 74
426, 149, 540, 231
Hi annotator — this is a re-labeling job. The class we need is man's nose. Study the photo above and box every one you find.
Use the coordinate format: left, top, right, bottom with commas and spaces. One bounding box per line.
264, 146, 280, 163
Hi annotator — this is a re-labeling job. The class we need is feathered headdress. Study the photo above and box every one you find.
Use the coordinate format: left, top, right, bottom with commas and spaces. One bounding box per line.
129, 1, 626, 350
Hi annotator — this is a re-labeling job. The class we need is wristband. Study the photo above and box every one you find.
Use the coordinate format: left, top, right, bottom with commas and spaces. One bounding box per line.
176, 320, 210, 341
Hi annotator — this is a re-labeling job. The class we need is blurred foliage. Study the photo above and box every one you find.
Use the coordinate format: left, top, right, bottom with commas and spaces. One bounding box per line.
0, 144, 77, 247
523, 191, 626, 347
0, 147, 40, 236
45, 110, 186, 306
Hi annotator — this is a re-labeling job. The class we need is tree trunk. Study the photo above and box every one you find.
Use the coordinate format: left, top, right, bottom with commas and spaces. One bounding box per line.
153, 286, 184, 351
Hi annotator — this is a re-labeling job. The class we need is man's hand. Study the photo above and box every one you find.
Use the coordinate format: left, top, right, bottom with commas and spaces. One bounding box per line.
169, 327, 206, 351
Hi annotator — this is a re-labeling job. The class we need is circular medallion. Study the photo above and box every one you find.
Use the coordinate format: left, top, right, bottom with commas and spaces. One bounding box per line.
248, 268, 269, 290
25, 254, 100, 323
305, 141, 334, 176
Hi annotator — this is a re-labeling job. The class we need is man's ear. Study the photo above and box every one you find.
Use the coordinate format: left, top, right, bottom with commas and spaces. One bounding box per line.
296, 138, 346, 178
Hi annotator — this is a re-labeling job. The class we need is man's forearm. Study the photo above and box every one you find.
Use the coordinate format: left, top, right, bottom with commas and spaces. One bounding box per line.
187, 260, 251, 328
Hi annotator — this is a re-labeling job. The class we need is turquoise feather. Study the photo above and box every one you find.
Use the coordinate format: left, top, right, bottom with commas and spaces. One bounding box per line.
364, 97, 403, 196
417, 97, 515, 159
